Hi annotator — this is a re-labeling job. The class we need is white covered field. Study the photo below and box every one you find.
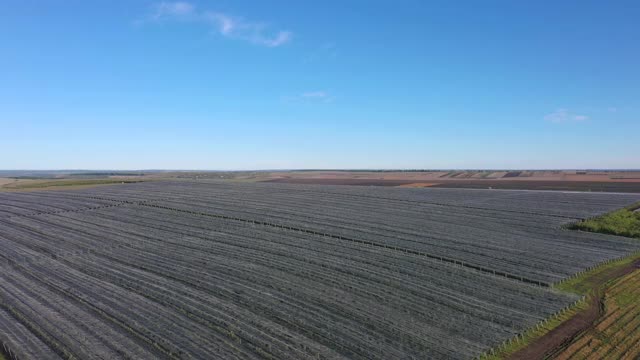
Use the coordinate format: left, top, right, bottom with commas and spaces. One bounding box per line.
0, 181, 639, 359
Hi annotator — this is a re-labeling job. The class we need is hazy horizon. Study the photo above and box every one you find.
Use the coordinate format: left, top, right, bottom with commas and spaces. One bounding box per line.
2, 168, 640, 173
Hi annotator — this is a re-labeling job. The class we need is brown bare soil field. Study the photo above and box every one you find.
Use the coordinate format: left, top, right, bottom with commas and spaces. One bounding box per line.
428, 180, 640, 192
260, 170, 640, 182
259, 170, 640, 192
0, 178, 39, 187
0, 178, 17, 187
265, 178, 640, 192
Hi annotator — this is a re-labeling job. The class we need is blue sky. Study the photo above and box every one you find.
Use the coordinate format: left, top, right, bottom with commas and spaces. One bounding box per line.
1, 0, 638, 170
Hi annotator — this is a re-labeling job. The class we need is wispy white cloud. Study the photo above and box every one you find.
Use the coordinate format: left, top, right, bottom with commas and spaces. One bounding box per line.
282, 91, 333, 103
204, 12, 292, 47
145, 2, 292, 47
304, 42, 338, 63
207, 13, 236, 35
152, 1, 195, 19
544, 109, 588, 123
301, 91, 328, 98
263, 31, 292, 47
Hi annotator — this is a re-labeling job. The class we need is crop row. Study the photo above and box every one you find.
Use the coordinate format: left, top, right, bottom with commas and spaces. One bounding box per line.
139, 194, 639, 283
72, 180, 640, 220
0, 191, 120, 218
1, 181, 639, 359
75, 181, 640, 281
0, 202, 579, 359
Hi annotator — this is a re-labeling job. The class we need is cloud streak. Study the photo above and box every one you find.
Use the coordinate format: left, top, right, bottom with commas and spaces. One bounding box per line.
301, 91, 328, 98
544, 109, 588, 123
152, 1, 194, 19
204, 12, 292, 47
147, 2, 292, 47
282, 91, 333, 103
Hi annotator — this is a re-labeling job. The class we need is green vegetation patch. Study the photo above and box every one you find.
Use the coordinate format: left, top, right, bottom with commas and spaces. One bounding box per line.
569, 203, 640, 239
615, 291, 636, 307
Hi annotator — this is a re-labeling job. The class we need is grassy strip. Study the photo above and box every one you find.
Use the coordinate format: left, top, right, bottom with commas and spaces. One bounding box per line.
568, 202, 640, 239
479, 298, 589, 360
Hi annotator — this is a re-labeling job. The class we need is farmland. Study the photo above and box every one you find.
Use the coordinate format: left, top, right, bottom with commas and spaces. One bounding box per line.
1, 181, 640, 359
552, 259, 640, 359
0, 178, 145, 192
262, 170, 640, 193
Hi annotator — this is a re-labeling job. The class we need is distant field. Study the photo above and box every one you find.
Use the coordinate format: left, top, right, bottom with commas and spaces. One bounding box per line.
0, 178, 17, 187
0, 178, 145, 192
1, 181, 639, 359
5, 170, 640, 192
257, 169, 640, 183
260, 170, 640, 192
265, 177, 640, 192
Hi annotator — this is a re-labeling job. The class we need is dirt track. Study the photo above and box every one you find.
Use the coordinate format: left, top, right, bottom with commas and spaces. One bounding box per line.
508, 259, 640, 360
